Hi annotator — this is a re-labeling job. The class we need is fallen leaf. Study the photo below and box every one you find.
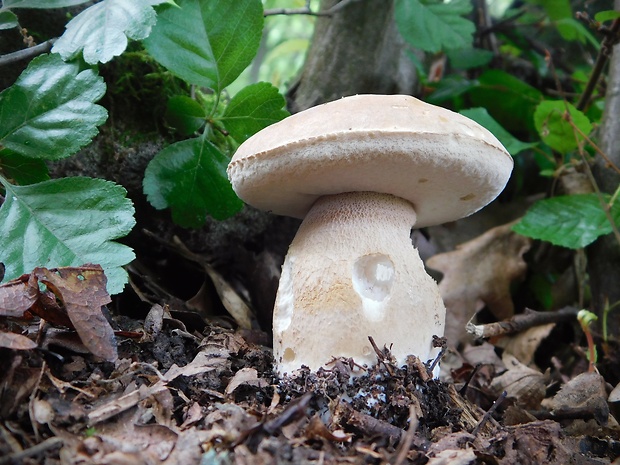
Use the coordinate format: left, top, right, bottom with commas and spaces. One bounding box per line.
427, 448, 477, 465
0, 332, 37, 350
427, 221, 532, 346
34, 265, 116, 362
225, 367, 269, 397
491, 353, 545, 409
495, 323, 555, 367
0, 273, 38, 317
544, 371, 609, 425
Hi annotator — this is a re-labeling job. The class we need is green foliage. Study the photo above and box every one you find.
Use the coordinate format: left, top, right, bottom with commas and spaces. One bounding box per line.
513, 194, 619, 249
141, 0, 288, 226
395, 0, 475, 53
533, 101, 592, 155
0, 54, 107, 160
143, 138, 242, 227
459, 108, 536, 156
0, 178, 135, 295
0, 53, 133, 294
143, 0, 263, 92
0, 10, 18, 29
52, 0, 159, 64
1, 0, 91, 7
221, 82, 290, 144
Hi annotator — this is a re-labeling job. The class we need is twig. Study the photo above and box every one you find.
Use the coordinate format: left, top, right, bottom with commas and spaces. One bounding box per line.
576, 18, 620, 111
0, 436, 63, 465
472, 391, 506, 436
466, 307, 579, 339
0, 39, 57, 68
392, 405, 420, 465
264, 0, 362, 17
368, 336, 395, 376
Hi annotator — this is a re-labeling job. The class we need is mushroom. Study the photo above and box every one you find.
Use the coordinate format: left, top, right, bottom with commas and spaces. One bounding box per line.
227, 94, 513, 376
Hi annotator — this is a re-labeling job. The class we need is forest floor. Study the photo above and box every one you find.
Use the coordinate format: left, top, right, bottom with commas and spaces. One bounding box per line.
1, 259, 620, 465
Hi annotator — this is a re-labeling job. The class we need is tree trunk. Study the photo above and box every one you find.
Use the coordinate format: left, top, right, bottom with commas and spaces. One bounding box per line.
287, 0, 418, 112
587, 3, 620, 338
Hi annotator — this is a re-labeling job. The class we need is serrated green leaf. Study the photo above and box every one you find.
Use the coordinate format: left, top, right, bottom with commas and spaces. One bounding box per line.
143, 0, 263, 92
52, 0, 157, 64
395, 0, 475, 53
143, 138, 243, 227
468, 69, 543, 132
595, 10, 620, 22
534, 100, 592, 155
0, 11, 18, 30
2, 0, 91, 7
0, 150, 49, 184
513, 194, 619, 249
460, 108, 536, 156
221, 82, 289, 144
0, 177, 136, 294
0, 53, 107, 160
166, 95, 206, 136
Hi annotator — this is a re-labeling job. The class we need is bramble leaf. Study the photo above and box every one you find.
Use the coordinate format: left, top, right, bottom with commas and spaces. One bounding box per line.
513, 194, 619, 249
0, 177, 136, 295
0, 53, 107, 160
221, 82, 289, 144
143, 138, 243, 227
395, 0, 475, 53
52, 0, 157, 64
1, 0, 91, 7
143, 0, 263, 92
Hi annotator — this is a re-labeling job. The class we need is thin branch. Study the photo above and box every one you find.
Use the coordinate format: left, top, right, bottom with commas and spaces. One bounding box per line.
0, 38, 57, 68
576, 18, 620, 111
264, 0, 362, 17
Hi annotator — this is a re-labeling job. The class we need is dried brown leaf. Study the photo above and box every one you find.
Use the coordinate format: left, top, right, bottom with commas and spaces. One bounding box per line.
0, 332, 37, 350
34, 265, 116, 362
225, 367, 269, 397
427, 222, 532, 346
491, 354, 545, 409
0, 273, 38, 317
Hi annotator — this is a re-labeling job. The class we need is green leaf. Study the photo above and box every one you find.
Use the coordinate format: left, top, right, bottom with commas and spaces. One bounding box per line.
221, 82, 289, 144
554, 18, 599, 48
0, 53, 107, 160
533, 100, 592, 155
468, 69, 543, 133
0, 11, 18, 30
460, 108, 536, 156
0, 177, 136, 294
166, 95, 206, 136
0, 151, 49, 184
446, 47, 493, 70
395, 0, 475, 53
1, 0, 91, 7
52, 0, 157, 64
143, 138, 243, 227
427, 75, 476, 104
143, 0, 264, 92
595, 10, 620, 22
513, 194, 619, 249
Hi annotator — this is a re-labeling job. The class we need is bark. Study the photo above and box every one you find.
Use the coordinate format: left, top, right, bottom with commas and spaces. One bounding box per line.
287, 0, 418, 112
587, 2, 620, 335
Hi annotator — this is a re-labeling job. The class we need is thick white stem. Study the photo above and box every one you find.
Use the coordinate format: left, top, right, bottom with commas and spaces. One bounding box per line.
273, 191, 445, 375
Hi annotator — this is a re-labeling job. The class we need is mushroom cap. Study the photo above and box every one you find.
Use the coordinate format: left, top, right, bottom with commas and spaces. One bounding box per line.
227, 94, 513, 228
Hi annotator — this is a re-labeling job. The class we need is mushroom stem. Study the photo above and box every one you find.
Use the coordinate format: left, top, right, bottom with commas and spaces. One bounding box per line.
273, 191, 445, 376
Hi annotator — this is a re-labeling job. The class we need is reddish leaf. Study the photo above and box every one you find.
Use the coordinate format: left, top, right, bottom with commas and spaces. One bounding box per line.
0, 331, 37, 350
34, 265, 117, 362
0, 273, 38, 317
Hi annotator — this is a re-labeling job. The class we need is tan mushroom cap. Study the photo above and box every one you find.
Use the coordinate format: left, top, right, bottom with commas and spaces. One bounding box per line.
228, 94, 513, 228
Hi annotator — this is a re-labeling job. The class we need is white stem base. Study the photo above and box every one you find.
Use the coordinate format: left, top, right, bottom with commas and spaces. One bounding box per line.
273, 191, 445, 376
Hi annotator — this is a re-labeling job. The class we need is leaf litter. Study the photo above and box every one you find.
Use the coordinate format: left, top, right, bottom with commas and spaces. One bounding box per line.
1, 226, 620, 464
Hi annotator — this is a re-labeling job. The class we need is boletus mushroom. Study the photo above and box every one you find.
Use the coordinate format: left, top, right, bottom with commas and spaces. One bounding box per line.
227, 95, 513, 376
